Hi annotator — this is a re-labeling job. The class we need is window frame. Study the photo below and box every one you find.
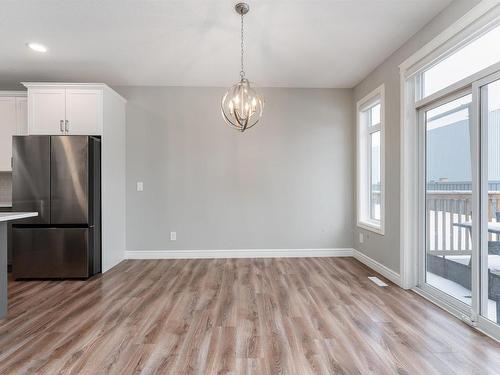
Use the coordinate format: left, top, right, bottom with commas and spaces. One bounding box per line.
357, 84, 385, 235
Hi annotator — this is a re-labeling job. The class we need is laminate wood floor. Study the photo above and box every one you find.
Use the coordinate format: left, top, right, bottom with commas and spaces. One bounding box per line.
1, 258, 500, 374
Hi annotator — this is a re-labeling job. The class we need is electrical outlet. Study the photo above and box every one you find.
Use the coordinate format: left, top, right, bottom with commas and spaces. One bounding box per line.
170, 232, 176, 241
137, 181, 144, 191
359, 233, 364, 243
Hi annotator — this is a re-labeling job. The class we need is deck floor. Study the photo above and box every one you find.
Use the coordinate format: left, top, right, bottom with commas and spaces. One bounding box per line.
1, 258, 500, 374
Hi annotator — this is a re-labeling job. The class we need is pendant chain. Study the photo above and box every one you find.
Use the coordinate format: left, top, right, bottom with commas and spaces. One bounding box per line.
240, 13, 245, 79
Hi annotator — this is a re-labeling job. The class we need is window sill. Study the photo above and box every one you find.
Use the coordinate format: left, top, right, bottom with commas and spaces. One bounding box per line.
357, 220, 385, 235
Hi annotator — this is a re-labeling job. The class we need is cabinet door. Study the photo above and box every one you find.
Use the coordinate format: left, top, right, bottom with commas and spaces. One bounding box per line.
15, 97, 28, 135
29, 88, 66, 135
65, 89, 102, 135
0, 97, 17, 171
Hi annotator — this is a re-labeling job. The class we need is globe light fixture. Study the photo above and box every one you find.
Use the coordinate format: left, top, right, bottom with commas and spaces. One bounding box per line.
221, 3, 264, 132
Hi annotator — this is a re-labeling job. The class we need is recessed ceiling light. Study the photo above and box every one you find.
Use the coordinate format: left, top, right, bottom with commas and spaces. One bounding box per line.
27, 42, 47, 53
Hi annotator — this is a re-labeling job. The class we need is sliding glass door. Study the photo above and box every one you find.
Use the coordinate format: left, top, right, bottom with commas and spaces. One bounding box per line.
478, 73, 500, 330
418, 70, 500, 338
409, 11, 500, 341
421, 92, 474, 312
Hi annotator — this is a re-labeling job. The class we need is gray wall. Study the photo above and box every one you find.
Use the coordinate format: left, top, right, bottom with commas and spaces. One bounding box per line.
116, 86, 354, 252
353, 0, 481, 273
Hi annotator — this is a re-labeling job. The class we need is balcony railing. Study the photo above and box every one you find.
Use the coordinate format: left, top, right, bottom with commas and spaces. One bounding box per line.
426, 191, 500, 255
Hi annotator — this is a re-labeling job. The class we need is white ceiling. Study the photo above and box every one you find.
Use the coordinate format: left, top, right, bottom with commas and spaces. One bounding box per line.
0, 0, 453, 89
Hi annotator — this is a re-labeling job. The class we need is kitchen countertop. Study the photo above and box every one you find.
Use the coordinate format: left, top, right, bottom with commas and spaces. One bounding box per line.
1, 211, 38, 318
0, 212, 38, 222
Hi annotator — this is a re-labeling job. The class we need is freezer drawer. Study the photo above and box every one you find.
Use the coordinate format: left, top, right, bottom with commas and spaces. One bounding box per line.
12, 227, 90, 279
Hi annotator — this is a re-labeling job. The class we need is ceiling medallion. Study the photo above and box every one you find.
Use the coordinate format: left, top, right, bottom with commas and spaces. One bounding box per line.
221, 3, 264, 132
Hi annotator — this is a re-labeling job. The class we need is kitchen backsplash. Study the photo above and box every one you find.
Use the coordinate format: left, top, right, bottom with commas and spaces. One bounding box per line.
0, 172, 12, 204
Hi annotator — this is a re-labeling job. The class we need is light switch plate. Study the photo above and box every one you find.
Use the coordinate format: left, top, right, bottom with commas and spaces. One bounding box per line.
170, 232, 176, 241
137, 181, 144, 191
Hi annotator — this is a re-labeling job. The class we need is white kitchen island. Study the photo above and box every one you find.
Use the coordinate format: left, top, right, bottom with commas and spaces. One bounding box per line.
0, 212, 38, 318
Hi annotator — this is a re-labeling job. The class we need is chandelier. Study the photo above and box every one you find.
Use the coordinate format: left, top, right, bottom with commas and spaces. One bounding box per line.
221, 2, 264, 132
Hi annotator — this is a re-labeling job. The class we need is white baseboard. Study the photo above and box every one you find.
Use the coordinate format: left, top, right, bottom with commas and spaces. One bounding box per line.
353, 249, 401, 286
125, 248, 354, 260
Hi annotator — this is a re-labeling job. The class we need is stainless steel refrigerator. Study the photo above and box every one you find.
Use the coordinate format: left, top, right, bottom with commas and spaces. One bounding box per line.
11, 136, 101, 279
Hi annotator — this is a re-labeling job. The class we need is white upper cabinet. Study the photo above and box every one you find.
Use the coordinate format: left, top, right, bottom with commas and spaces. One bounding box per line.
0, 93, 28, 171
24, 84, 105, 135
16, 97, 28, 135
65, 89, 102, 135
29, 88, 66, 135
0, 97, 17, 171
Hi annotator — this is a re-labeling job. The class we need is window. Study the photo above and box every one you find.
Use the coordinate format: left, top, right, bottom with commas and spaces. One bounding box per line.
357, 85, 385, 234
420, 22, 500, 99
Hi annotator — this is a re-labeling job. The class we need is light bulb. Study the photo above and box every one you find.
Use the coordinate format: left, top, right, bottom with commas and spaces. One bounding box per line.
221, 79, 264, 132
